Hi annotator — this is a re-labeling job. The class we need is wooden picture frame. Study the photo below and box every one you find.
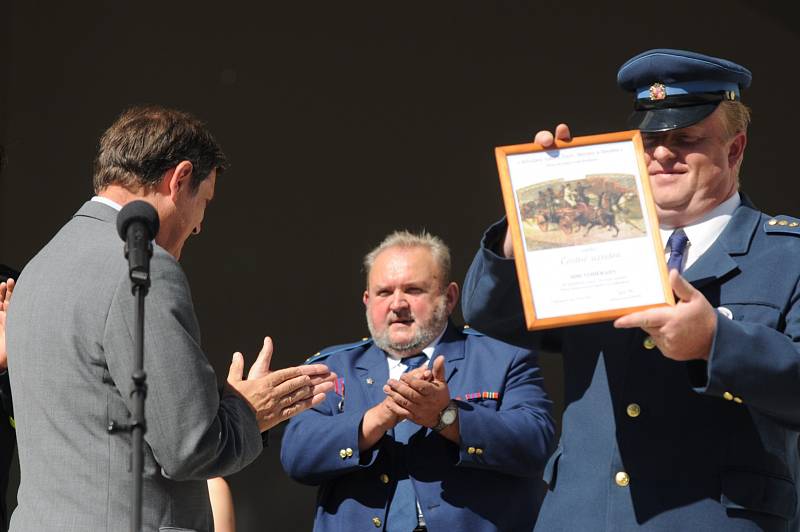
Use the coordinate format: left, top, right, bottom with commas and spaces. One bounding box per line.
495, 130, 674, 330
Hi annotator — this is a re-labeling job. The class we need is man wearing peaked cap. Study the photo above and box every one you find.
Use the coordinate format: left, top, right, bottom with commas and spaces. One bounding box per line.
281, 230, 555, 531
463, 48, 800, 530
618, 48, 752, 132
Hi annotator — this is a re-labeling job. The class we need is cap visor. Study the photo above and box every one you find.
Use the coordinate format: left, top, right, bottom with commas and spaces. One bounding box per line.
627, 103, 719, 132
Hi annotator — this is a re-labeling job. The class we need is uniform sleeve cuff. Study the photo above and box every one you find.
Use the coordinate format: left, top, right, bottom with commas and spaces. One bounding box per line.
481, 218, 510, 257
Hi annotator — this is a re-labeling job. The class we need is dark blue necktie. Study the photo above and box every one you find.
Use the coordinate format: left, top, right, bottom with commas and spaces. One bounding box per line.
386, 353, 428, 532
666, 229, 689, 273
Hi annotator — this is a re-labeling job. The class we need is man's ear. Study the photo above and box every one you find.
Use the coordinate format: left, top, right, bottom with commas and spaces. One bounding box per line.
363, 289, 370, 308
728, 131, 747, 169
165, 161, 194, 200
445, 282, 459, 314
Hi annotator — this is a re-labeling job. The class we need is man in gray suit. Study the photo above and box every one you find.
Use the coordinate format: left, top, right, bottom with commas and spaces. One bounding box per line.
5, 106, 335, 531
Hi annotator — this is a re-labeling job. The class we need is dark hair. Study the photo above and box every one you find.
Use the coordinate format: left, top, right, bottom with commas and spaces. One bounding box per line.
93, 105, 228, 194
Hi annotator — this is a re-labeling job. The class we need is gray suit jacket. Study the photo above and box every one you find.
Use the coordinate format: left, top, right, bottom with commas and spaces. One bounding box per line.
7, 201, 263, 532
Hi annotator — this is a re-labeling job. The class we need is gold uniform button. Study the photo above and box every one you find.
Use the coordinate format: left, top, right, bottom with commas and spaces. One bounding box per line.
346, 448, 353, 458
372, 517, 382, 527
643, 336, 656, 350
339, 449, 347, 459
733, 397, 743, 404
723, 391, 734, 401
467, 447, 476, 455
476, 448, 484, 455
768, 219, 778, 226
379, 473, 389, 484
626, 403, 641, 418
362, 337, 369, 341
615, 471, 630, 487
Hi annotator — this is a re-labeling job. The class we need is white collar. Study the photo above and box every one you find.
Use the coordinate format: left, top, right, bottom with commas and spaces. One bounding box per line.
659, 192, 740, 271
91, 196, 123, 211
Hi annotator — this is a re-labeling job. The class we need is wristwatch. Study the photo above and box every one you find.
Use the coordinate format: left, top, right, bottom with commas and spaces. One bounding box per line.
433, 400, 458, 432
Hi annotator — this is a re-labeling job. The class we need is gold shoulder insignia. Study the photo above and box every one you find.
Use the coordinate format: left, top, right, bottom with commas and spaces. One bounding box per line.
765, 216, 800, 235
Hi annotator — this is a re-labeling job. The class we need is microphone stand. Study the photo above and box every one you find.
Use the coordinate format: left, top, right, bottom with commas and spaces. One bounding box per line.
130, 275, 148, 532
108, 237, 152, 532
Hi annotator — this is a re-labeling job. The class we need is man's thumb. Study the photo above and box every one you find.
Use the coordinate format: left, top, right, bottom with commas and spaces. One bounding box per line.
433, 355, 446, 382
670, 269, 695, 302
227, 352, 245, 383
248, 336, 273, 380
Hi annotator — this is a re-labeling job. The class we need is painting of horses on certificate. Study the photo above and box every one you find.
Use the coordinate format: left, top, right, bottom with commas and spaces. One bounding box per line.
515, 173, 647, 252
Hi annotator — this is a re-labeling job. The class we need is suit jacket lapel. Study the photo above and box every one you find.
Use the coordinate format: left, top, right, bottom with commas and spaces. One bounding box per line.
431, 322, 466, 383
683, 197, 760, 289
354, 344, 391, 406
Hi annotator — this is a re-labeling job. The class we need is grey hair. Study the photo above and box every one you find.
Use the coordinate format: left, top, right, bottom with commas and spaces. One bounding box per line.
363, 230, 451, 288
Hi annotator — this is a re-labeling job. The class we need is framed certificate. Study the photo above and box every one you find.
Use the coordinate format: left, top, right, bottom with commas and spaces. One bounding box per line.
495, 130, 674, 330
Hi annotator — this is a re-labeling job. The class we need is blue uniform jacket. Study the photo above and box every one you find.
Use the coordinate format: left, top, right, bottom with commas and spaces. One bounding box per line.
280, 322, 555, 532
462, 198, 800, 531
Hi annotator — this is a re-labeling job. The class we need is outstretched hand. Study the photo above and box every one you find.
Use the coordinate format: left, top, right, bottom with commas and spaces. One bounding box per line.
614, 270, 717, 361
226, 336, 336, 431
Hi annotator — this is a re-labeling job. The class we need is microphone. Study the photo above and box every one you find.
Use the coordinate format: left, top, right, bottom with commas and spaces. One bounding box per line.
114, 201, 159, 529
116, 200, 160, 287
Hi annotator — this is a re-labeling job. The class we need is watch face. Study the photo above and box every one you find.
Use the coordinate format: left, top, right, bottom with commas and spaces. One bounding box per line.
441, 407, 457, 425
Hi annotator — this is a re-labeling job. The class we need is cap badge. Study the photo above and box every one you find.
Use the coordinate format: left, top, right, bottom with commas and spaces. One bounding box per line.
649, 83, 667, 101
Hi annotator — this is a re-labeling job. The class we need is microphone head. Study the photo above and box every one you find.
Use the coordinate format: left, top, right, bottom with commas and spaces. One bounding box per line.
116, 200, 160, 241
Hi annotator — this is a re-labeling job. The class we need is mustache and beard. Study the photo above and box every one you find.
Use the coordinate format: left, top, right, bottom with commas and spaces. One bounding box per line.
366, 294, 449, 357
